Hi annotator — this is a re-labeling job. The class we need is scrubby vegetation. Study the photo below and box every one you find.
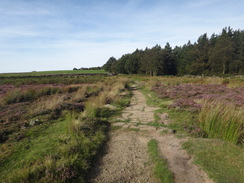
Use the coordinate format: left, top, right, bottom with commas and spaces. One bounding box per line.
138, 75, 243, 183
0, 73, 243, 182
0, 75, 131, 182
0, 74, 106, 85
150, 76, 244, 144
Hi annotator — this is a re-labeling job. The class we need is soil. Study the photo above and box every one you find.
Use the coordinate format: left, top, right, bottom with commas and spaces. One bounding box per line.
89, 85, 213, 183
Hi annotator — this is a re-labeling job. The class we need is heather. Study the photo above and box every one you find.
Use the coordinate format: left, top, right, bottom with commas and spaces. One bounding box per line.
0, 76, 132, 182
152, 82, 244, 144
152, 84, 244, 112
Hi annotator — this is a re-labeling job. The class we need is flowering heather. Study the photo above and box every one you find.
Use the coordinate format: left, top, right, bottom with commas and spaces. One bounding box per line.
152, 84, 244, 112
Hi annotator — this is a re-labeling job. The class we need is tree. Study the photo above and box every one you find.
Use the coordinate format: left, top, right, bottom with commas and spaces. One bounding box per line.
229, 30, 244, 74
164, 42, 176, 75
102, 27, 243, 76
124, 54, 139, 74
209, 29, 235, 74
187, 34, 209, 75
115, 55, 127, 74
175, 41, 195, 75
103, 57, 117, 73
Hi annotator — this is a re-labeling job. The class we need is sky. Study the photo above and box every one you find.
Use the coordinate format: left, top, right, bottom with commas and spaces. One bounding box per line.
0, 0, 243, 73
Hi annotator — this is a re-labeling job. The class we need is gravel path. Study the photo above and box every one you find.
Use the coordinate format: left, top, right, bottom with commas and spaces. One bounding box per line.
89, 86, 213, 183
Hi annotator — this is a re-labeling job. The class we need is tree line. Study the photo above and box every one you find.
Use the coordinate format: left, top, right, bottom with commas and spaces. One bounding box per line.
103, 27, 244, 76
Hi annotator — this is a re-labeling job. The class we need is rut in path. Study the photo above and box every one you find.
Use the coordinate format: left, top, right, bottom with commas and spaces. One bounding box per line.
89, 86, 213, 183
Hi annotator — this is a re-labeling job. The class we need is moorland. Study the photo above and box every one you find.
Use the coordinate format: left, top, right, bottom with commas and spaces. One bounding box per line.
0, 71, 243, 183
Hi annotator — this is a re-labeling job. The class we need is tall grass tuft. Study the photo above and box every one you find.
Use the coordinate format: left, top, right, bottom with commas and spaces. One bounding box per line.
199, 100, 244, 144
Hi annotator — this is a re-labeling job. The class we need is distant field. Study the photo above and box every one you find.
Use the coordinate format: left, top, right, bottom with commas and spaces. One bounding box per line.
0, 70, 107, 77
36, 69, 107, 74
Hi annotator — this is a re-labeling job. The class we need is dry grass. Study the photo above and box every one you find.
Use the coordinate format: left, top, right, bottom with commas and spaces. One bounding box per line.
0, 76, 133, 182
133, 75, 244, 87
28, 95, 66, 116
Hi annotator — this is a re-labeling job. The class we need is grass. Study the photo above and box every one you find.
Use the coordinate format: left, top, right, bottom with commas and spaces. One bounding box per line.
139, 76, 244, 183
0, 70, 107, 77
0, 76, 132, 182
147, 139, 174, 183
133, 75, 244, 87
2, 86, 63, 105
1, 75, 242, 182
140, 86, 198, 135
199, 100, 244, 144
183, 139, 244, 183
0, 112, 109, 183
35, 69, 107, 75
0, 74, 107, 85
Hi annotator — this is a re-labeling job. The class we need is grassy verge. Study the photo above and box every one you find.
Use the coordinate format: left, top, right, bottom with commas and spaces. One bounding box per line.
141, 86, 198, 135
147, 139, 174, 183
183, 139, 244, 183
140, 80, 244, 183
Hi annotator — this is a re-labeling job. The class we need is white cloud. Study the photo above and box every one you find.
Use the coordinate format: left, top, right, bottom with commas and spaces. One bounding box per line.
187, 0, 221, 8
0, 0, 243, 73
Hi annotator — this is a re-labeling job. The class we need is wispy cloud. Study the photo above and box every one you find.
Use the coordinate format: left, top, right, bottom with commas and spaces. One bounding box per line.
187, 0, 221, 8
0, 0, 243, 72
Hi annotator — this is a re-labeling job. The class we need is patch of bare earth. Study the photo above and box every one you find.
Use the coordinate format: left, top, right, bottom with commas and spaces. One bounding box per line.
89, 86, 213, 183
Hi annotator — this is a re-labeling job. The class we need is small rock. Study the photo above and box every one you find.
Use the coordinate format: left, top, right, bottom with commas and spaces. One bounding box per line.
104, 104, 117, 110
119, 92, 127, 96
29, 119, 42, 126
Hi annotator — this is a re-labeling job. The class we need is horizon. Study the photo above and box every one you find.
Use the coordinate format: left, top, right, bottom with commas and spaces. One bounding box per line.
0, 0, 243, 73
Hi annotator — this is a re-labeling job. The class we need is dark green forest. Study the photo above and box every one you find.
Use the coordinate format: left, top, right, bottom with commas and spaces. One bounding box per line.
103, 27, 244, 76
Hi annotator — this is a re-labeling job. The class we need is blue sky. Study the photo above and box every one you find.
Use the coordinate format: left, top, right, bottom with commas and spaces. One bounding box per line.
0, 0, 243, 73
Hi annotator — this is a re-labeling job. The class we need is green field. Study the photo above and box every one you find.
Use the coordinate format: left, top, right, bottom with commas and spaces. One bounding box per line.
0, 70, 107, 77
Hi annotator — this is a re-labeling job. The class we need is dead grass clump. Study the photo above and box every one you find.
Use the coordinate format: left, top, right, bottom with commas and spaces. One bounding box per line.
28, 95, 66, 117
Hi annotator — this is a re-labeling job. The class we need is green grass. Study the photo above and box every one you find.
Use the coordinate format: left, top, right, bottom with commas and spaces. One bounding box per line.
0, 75, 106, 85
0, 112, 109, 183
141, 81, 244, 183
0, 70, 107, 77
147, 139, 174, 183
140, 86, 198, 135
199, 100, 244, 144
0, 77, 133, 182
183, 139, 244, 183
140, 81, 243, 183
36, 69, 107, 74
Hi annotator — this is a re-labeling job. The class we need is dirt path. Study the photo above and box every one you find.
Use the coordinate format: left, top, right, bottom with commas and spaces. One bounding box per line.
90, 86, 213, 183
